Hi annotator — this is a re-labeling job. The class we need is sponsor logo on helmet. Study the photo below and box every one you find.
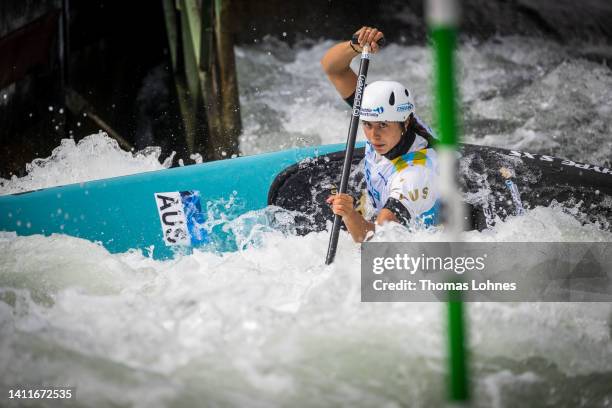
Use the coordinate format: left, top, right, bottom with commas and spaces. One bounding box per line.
397, 103, 414, 113
360, 106, 384, 117
360, 111, 378, 117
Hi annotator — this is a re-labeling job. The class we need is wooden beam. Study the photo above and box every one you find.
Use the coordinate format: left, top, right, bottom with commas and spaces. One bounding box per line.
161, 0, 178, 72
213, 0, 241, 158
162, 0, 241, 160
199, 0, 214, 71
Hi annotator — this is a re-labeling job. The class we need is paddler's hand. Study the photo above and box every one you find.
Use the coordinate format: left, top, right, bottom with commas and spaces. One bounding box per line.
326, 193, 357, 218
353, 26, 385, 53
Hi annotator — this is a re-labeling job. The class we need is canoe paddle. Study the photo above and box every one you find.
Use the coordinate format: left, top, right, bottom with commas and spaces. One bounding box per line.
325, 36, 384, 265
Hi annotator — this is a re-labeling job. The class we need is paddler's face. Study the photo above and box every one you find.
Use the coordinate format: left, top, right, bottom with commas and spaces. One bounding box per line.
362, 121, 403, 154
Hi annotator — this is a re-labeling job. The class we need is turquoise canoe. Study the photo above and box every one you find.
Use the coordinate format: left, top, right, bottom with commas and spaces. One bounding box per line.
0, 143, 351, 259
1, 142, 610, 259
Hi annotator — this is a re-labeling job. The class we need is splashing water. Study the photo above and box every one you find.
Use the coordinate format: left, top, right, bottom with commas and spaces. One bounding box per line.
0, 133, 174, 195
238, 36, 612, 167
1, 37, 612, 407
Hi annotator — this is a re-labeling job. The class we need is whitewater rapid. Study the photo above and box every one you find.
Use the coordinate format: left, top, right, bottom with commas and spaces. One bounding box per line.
1, 36, 612, 407
238, 36, 612, 168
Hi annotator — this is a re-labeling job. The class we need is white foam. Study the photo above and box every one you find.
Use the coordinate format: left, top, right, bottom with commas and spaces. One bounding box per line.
1, 206, 611, 405
0, 132, 173, 195
238, 36, 611, 167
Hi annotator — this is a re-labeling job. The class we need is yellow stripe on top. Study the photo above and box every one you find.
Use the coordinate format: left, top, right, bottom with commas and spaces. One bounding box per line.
391, 149, 429, 172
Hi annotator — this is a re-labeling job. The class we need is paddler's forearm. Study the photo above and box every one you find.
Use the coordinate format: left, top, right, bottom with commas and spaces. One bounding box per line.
342, 210, 375, 243
320, 41, 358, 76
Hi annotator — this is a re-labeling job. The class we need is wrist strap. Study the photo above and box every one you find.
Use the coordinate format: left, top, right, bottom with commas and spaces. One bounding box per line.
349, 41, 360, 53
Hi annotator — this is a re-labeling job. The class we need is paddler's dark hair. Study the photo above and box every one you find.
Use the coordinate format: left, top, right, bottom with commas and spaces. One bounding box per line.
384, 114, 437, 159
403, 114, 438, 149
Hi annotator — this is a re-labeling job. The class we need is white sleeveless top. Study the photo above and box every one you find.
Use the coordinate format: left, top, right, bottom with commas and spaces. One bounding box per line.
363, 134, 440, 226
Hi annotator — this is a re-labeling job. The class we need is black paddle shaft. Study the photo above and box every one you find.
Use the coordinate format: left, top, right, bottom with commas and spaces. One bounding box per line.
325, 47, 371, 265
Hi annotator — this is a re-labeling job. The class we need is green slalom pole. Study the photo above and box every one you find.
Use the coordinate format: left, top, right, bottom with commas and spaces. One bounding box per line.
448, 292, 468, 402
426, 0, 470, 403
431, 17, 458, 147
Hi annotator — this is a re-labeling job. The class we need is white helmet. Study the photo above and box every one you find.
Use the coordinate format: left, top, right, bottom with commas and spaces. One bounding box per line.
359, 80, 415, 122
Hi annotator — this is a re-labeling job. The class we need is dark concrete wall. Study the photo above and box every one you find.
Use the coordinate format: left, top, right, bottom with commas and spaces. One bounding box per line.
66, 0, 181, 153
0, 0, 182, 178
0, 0, 59, 38
0, 1, 63, 178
